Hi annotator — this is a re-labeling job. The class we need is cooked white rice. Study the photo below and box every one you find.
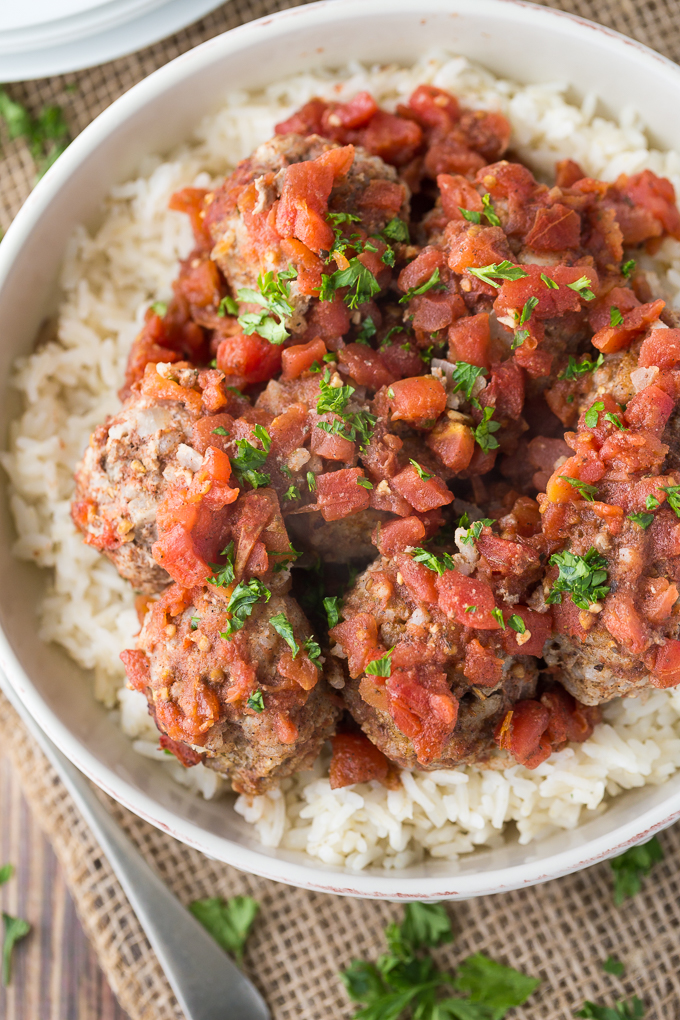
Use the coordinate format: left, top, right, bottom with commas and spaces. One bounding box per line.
4, 51, 680, 871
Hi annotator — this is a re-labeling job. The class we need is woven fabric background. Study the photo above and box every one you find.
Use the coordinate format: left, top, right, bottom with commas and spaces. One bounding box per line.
2, 1, 680, 1018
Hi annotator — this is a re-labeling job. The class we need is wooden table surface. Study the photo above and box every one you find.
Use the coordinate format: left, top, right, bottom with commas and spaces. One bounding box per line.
0, 750, 131, 1020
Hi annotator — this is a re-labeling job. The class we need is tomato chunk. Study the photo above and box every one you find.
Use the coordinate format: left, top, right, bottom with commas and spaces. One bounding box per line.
315, 468, 371, 521
436, 570, 500, 629
275, 145, 355, 254
388, 375, 447, 427
281, 338, 326, 379
329, 731, 392, 789
216, 331, 282, 387
374, 516, 426, 555
494, 699, 551, 769
386, 666, 458, 766
330, 613, 382, 678
391, 464, 453, 512
463, 639, 503, 687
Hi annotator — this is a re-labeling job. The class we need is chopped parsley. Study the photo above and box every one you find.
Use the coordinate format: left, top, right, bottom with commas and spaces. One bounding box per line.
411, 547, 455, 575
458, 517, 494, 546
474, 406, 501, 452
576, 997, 644, 1019
468, 261, 529, 287
270, 612, 300, 657
567, 275, 596, 301
2, 912, 30, 986
208, 541, 235, 588
319, 258, 381, 309
317, 369, 354, 415
220, 579, 271, 639
236, 267, 297, 344
610, 306, 624, 327
270, 544, 302, 573
217, 295, 239, 317
559, 353, 604, 380
491, 607, 505, 629
303, 636, 322, 665
230, 427, 272, 489
323, 596, 343, 629
459, 193, 500, 227
512, 329, 529, 350
508, 614, 526, 634
409, 459, 433, 481
603, 956, 626, 978
0, 90, 70, 180
357, 476, 374, 490
383, 217, 410, 243
621, 258, 637, 278
518, 295, 539, 325
399, 267, 445, 304
189, 895, 259, 964
658, 485, 680, 517
365, 647, 394, 678
627, 512, 654, 529
307, 471, 317, 492
584, 400, 605, 428
546, 547, 610, 612
611, 836, 663, 905
540, 272, 560, 289
211, 425, 230, 437
190, 616, 201, 630
283, 485, 300, 500
450, 361, 489, 408
150, 300, 167, 316
246, 690, 264, 714
465, 605, 477, 614
341, 902, 539, 1020
604, 412, 627, 430
646, 494, 661, 510
356, 316, 377, 343
562, 476, 598, 502
0, 866, 13, 886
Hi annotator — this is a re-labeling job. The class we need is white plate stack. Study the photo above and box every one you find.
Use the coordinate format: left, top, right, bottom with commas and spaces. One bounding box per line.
0, 0, 227, 80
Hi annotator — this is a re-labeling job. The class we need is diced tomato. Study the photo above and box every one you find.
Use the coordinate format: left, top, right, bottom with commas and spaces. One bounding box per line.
322, 91, 379, 132
481, 360, 525, 421
338, 343, 394, 389
278, 650, 318, 691
152, 524, 211, 587
459, 109, 511, 161
463, 639, 503, 687
310, 413, 355, 461
330, 613, 382, 678
299, 295, 351, 342
436, 570, 500, 629
601, 593, 649, 655
624, 384, 675, 435
280, 238, 325, 294
391, 464, 453, 512
592, 299, 666, 354
617, 169, 680, 239
216, 331, 283, 387
426, 419, 475, 472
650, 639, 680, 688
437, 173, 483, 221
494, 264, 599, 322
315, 468, 371, 521
424, 137, 485, 179
398, 247, 445, 293
329, 731, 392, 789
411, 292, 466, 332
555, 158, 586, 188
157, 734, 203, 767
641, 577, 679, 625
524, 203, 581, 250
408, 85, 460, 132
388, 375, 447, 427
476, 533, 540, 577
362, 111, 423, 166
357, 179, 406, 217
269, 404, 309, 456
588, 286, 640, 332
541, 686, 598, 746
386, 665, 458, 766
447, 224, 512, 276
378, 342, 425, 379
275, 145, 355, 254
281, 338, 327, 379
394, 552, 438, 605
448, 312, 490, 368
374, 516, 426, 555
494, 699, 551, 769
500, 606, 552, 658
154, 675, 222, 745
176, 256, 222, 308
275, 98, 327, 136
139, 363, 203, 415
120, 649, 150, 694
639, 326, 680, 369
168, 187, 212, 250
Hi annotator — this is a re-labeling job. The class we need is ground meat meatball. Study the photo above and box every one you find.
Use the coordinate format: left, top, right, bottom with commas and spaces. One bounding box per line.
122, 582, 340, 794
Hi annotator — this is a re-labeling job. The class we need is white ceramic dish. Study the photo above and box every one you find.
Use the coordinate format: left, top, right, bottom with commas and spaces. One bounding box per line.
0, 0, 227, 81
2, 0, 680, 900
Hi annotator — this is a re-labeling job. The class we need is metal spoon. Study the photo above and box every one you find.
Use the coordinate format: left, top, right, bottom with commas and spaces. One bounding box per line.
1, 679, 270, 1020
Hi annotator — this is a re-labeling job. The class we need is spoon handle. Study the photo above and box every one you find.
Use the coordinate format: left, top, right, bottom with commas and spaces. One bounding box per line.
2, 679, 270, 1020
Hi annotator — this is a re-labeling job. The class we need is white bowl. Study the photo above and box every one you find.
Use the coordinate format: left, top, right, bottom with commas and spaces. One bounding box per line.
2, 0, 680, 900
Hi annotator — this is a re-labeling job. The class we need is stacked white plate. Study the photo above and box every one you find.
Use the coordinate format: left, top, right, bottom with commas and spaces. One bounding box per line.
0, 0, 227, 80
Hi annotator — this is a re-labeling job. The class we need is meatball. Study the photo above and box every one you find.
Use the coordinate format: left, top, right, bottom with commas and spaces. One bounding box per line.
122, 582, 340, 794
327, 514, 556, 770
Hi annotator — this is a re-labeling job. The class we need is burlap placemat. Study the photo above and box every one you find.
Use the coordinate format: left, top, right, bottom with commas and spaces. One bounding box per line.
3, 1, 680, 1017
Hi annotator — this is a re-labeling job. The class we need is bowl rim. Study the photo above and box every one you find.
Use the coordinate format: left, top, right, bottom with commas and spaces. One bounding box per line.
3, 0, 680, 899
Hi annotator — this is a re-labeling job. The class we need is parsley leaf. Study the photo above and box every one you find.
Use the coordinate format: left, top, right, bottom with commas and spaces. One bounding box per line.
400, 903, 453, 950
468, 261, 529, 288
323, 596, 343, 629
150, 300, 167, 316
304, 636, 322, 665
459, 206, 482, 224
357, 316, 377, 343
584, 401, 605, 428
604, 412, 627, 430
208, 541, 235, 588
508, 614, 526, 634
399, 267, 445, 304
383, 217, 410, 243
283, 484, 301, 500
458, 518, 494, 546
357, 477, 374, 489
474, 406, 500, 453
603, 956, 626, 978
450, 361, 489, 408
658, 485, 680, 518
0, 865, 14, 886
491, 608, 505, 629
317, 369, 355, 416
365, 648, 395, 677
559, 353, 604, 380
646, 494, 661, 510
217, 295, 239, 317
0, 90, 71, 181
320, 258, 381, 309
518, 296, 539, 325
546, 547, 610, 612
190, 616, 201, 630
237, 268, 297, 344
411, 547, 456, 575
621, 259, 636, 278
409, 459, 433, 481
270, 612, 300, 656
230, 429, 271, 489
567, 275, 596, 301
2, 913, 30, 986
212, 425, 230, 436
247, 690, 264, 713
307, 471, 317, 492
627, 512, 654, 529
453, 953, 541, 1019
459, 194, 500, 227
610, 837, 664, 906
575, 996, 644, 1019
610, 306, 624, 327
220, 579, 271, 639
562, 476, 598, 502
540, 272, 560, 289
188, 896, 259, 965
